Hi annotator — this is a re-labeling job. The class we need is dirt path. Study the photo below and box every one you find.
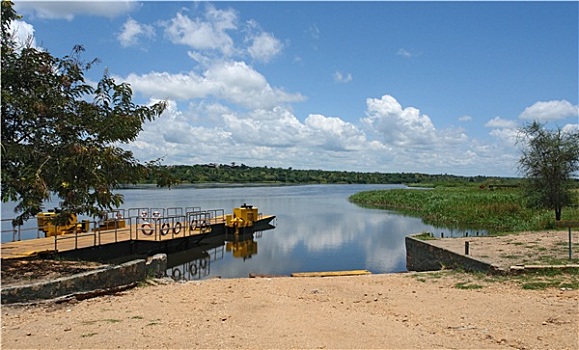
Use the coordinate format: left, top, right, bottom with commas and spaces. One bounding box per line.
2, 230, 578, 349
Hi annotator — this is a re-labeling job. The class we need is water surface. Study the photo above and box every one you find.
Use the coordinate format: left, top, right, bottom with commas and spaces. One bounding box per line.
1, 184, 468, 279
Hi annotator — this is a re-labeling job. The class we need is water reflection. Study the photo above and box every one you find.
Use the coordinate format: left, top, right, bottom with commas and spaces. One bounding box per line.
226, 232, 260, 260
166, 231, 262, 280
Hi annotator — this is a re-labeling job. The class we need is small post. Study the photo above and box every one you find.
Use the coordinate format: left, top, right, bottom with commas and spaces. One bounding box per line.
465, 241, 470, 255
569, 227, 573, 260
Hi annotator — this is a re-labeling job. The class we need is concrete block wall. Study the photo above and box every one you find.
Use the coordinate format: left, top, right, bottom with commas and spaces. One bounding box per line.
405, 235, 501, 273
1, 254, 167, 304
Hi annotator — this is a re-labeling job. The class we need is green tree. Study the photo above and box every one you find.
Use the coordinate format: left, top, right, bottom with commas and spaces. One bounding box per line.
1, 1, 169, 224
517, 121, 579, 221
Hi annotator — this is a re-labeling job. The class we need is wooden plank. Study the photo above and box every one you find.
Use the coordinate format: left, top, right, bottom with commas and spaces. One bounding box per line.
291, 270, 371, 278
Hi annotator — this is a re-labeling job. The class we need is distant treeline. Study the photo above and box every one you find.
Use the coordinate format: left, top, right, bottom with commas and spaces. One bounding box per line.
142, 163, 519, 186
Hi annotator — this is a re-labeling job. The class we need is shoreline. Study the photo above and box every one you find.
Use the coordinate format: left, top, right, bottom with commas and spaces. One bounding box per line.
2, 270, 578, 349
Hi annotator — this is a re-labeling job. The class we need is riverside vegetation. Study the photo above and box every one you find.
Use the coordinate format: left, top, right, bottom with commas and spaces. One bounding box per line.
140, 163, 515, 186
348, 184, 579, 234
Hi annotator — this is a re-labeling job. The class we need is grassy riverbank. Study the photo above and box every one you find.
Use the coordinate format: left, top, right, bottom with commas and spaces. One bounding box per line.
349, 186, 579, 233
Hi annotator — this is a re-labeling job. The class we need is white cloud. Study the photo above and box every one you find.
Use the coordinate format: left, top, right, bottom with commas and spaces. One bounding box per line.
484, 117, 518, 146
9, 20, 37, 49
488, 128, 519, 145
162, 6, 237, 56
15, 1, 138, 20
458, 115, 472, 122
396, 48, 420, 58
307, 24, 320, 40
305, 114, 367, 151
519, 100, 579, 121
223, 107, 307, 147
123, 92, 522, 176
562, 123, 579, 135
355, 94, 524, 175
485, 116, 517, 129
117, 18, 155, 48
362, 95, 438, 147
122, 71, 206, 100
247, 32, 283, 63
333, 71, 352, 83
122, 61, 305, 110
125, 98, 387, 171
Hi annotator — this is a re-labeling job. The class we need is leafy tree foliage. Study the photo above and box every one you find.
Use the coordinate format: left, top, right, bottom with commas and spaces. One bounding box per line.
1, 1, 168, 224
517, 121, 579, 221
138, 163, 512, 187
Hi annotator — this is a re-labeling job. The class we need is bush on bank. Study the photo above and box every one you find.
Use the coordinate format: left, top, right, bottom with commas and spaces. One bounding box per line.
349, 186, 579, 234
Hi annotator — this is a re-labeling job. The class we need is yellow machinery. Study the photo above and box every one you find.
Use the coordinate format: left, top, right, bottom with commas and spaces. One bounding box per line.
99, 212, 126, 230
225, 203, 258, 231
36, 210, 90, 237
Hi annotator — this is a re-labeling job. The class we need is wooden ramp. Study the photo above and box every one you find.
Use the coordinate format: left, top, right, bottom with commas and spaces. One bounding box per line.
291, 270, 372, 277
0, 224, 212, 260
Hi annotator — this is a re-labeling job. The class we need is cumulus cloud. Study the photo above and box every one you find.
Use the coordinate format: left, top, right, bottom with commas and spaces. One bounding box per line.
362, 95, 438, 147
9, 20, 37, 49
562, 123, 579, 135
162, 5, 237, 56
485, 116, 517, 129
305, 114, 368, 151
519, 100, 579, 121
15, 1, 137, 20
355, 94, 523, 175
125, 96, 387, 171
247, 32, 283, 63
117, 18, 155, 48
124, 92, 522, 176
223, 107, 307, 147
122, 61, 305, 109
484, 117, 518, 146
458, 115, 472, 122
333, 71, 352, 83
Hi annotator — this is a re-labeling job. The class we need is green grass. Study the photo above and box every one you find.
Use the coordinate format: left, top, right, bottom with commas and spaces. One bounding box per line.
454, 281, 484, 289
413, 232, 437, 240
103, 319, 121, 323
81, 318, 122, 325
349, 186, 579, 233
146, 318, 161, 326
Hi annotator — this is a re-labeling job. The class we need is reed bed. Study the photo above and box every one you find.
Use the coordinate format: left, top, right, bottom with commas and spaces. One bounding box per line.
349, 187, 579, 234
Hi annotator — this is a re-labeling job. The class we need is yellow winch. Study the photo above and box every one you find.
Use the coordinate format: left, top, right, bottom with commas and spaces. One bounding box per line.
36, 209, 90, 237
225, 203, 258, 229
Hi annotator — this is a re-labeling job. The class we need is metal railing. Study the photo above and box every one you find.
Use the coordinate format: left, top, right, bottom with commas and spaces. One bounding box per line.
1, 218, 43, 242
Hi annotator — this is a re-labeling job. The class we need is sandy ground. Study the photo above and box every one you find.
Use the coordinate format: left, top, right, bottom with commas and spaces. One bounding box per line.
1, 230, 578, 349
427, 230, 579, 270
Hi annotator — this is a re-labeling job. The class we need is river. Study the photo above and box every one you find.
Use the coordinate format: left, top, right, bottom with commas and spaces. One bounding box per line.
1, 184, 471, 279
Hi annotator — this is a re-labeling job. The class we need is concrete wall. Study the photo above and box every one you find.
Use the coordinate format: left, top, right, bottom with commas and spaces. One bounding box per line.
1, 254, 167, 304
405, 235, 502, 274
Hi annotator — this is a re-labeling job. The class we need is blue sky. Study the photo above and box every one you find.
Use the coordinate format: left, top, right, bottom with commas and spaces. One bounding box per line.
11, 1, 579, 177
